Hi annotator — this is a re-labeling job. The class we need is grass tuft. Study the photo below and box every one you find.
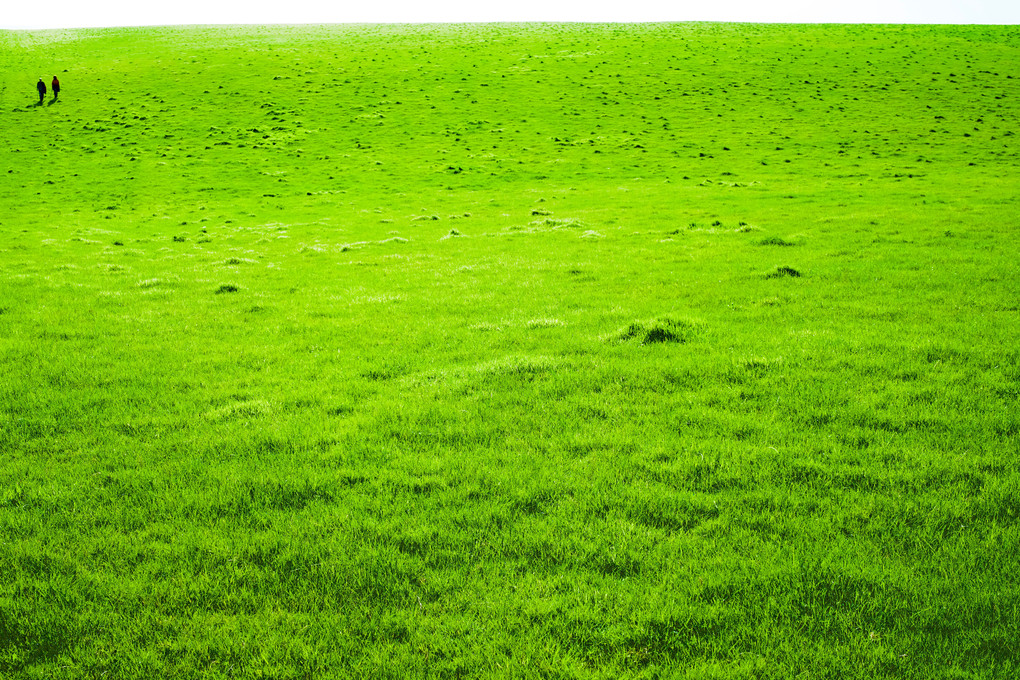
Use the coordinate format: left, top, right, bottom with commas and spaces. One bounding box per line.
526, 318, 565, 329
205, 399, 273, 421
765, 266, 802, 278
757, 235, 797, 246
611, 316, 703, 345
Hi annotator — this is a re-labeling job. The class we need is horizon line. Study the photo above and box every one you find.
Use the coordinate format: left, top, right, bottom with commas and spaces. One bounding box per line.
4, 18, 1019, 31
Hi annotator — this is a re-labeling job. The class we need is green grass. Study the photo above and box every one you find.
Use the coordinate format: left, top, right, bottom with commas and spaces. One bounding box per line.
1, 22, 1019, 679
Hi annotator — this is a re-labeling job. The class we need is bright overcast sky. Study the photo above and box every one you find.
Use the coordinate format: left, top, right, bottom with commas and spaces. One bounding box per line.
3, 0, 1018, 30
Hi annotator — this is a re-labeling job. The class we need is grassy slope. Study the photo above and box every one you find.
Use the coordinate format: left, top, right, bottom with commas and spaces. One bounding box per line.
1, 22, 1019, 679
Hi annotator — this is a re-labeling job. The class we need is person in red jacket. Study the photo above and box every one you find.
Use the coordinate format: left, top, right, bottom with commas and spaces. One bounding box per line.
51, 76, 60, 100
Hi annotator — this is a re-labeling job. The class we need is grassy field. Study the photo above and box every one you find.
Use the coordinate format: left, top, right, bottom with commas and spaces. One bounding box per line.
1, 21, 1019, 679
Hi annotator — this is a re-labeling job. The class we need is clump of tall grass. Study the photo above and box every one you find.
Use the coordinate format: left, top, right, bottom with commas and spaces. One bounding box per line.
609, 315, 703, 345
526, 318, 565, 329
757, 235, 797, 246
765, 266, 802, 278
205, 399, 273, 421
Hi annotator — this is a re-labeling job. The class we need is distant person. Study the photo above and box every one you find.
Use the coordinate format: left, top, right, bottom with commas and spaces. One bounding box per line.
36, 78, 46, 104
51, 76, 60, 100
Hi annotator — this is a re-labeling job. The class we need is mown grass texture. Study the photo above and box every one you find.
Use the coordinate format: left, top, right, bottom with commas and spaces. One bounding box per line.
1, 22, 1019, 679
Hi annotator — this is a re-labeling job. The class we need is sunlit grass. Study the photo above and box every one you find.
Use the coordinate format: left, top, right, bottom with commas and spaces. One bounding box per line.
1, 21, 1019, 679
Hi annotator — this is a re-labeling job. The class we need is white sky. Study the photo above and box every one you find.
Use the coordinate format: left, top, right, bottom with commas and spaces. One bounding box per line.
3, 0, 1018, 30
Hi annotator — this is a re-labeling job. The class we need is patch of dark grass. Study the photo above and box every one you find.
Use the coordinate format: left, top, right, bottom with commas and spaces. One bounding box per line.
612, 316, 703, 345
765, 266, 802, 279
757, 235, 797, 246
215, 284, 240, 294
